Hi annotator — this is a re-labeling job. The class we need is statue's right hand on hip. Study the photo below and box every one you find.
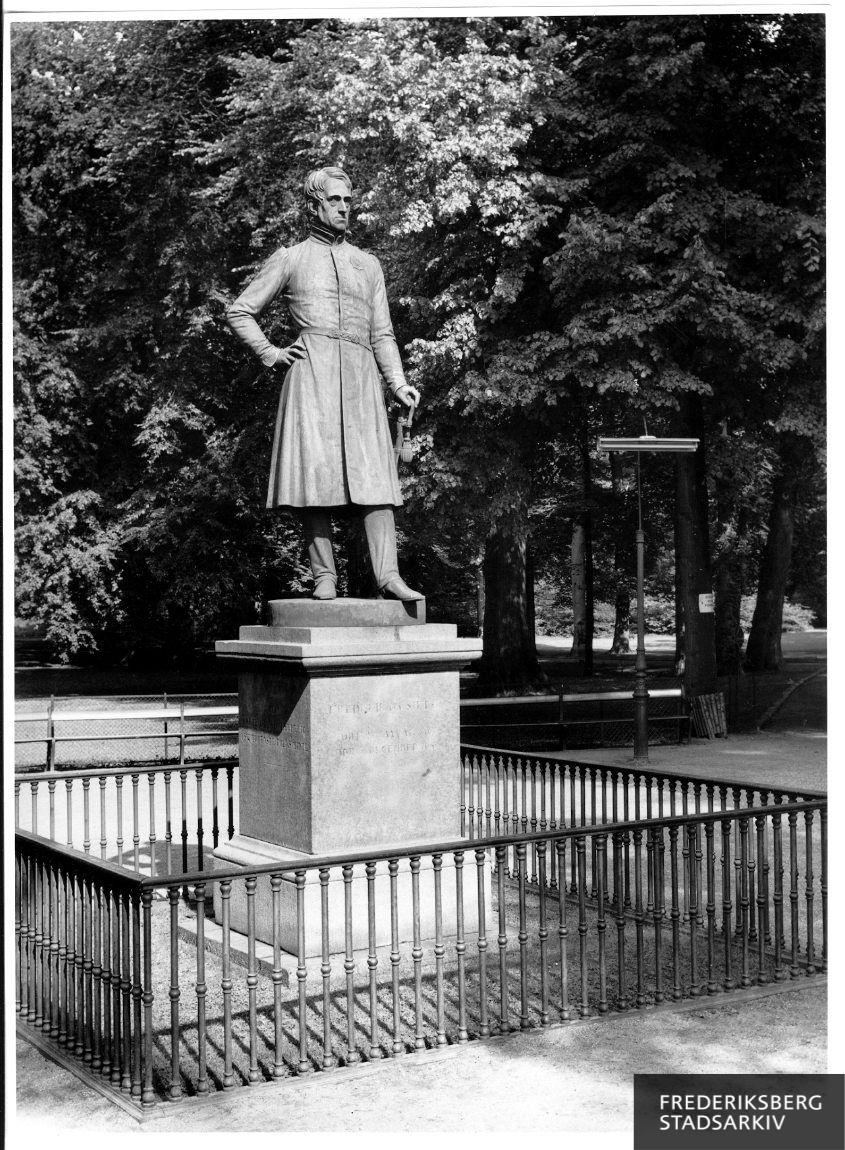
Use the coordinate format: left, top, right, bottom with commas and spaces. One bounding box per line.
272, 339, 307, 369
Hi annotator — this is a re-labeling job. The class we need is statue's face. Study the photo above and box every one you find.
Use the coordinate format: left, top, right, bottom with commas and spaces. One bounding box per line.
310, 177, 352, 233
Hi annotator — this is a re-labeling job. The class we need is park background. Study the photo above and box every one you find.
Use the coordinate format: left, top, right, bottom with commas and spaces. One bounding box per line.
7, 6, 836, 1145
11, 11, 825, 706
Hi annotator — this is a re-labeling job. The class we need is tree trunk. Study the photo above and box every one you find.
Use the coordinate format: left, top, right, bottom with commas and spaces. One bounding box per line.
475, 557, 485, 638
609, 453, 633, 655
569, 430, 594, 674
525, 541, 536, 641
713, 494, 747, 676
713, 559, 745, 675
673, 565, 685, 677
745, 460, 797, 673
570, 521, 586, 654
480, 507, 538, 690
673, 400, 717, 696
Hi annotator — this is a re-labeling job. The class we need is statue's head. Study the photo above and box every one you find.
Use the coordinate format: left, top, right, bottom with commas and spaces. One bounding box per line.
304, 166, 353, 234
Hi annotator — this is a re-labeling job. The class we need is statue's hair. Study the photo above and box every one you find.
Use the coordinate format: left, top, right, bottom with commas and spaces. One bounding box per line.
303, 166, 353, 204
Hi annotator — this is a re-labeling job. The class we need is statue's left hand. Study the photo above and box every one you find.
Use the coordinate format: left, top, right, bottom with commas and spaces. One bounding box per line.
395, 384, 420, 408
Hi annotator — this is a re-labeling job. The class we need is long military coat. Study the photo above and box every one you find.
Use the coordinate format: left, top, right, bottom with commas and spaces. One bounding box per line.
226, 227, 406, 510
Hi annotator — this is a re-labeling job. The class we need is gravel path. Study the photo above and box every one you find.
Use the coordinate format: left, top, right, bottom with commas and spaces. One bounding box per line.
15, 983, 826, 1134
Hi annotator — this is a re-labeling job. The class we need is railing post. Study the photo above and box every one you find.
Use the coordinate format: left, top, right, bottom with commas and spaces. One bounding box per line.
47, 695, 56, 771
366, 860, 382, 1058
389, 858, 404, 1053
633, 826, 645, 1007
91, 878, 102, 1069
705, 820, 717, 995
788, 809, 801, 977
141, 888, 156, 1106
314, 869, 329, 1071
596, 834, 608, 1013
179, 703, 186, 769
668, 824, 681, 1000
454, 850, 468, 1043
687, 823, 699, 996
245, 874, 260, 1082
577, 835, 589, 1017
613, 830, 628, 1010
516, 842, 529, 1030
721, 817, 734, 991
556, 839, 571, 1021
110, 887, 121, 1085
804, 809, 815, 972
219, 878, 234, 1089
755, 815, 767, 984
120, 890, 131, 1092
194, 881, 209, 1095
343, 863, 361, 1061
739, 817, 751, 988
537, 841, 549, 1026
475, 846, 490, 1038
15, 853, 22, 1015
100, 878, 111, 1076
168, 885, 182, 1099
497, 843, 510, 1034
130, 891, 143, 1098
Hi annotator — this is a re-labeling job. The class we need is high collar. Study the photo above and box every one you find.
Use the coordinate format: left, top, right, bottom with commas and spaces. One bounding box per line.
309, 220, 348, 246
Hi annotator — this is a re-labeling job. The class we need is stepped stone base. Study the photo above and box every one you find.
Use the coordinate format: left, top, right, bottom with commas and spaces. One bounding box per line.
212, 833, 486, 958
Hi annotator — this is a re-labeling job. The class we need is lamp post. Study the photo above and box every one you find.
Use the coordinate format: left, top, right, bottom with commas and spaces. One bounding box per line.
597, 436, 699, 763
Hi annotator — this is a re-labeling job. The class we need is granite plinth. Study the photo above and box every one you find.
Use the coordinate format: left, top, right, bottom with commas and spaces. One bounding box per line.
268, 597, 426, 627
212, 834, 486, 957
235, 663, 461, 854
215, 598, 480, 675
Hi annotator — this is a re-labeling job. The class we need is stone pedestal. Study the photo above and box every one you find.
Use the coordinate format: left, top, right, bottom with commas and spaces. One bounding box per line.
213, 598, 484, 955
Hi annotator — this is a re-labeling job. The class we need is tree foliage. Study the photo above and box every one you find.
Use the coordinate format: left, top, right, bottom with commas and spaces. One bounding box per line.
12, 15, 824, 673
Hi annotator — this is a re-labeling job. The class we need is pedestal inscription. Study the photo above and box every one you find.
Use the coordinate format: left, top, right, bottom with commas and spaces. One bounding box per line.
238, 668, 459, 854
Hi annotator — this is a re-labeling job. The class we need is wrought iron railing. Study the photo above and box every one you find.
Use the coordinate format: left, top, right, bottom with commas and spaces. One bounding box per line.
16, 793, 826, 1108
460, 744, 823, 841
15, 747, 822, 883
14, 761, 237, 877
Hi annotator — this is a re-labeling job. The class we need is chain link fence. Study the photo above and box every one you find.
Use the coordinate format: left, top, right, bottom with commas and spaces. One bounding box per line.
15, 694, 238, 770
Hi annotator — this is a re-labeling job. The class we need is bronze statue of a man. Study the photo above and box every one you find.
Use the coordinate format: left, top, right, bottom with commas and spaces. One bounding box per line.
226, 166, 422, 601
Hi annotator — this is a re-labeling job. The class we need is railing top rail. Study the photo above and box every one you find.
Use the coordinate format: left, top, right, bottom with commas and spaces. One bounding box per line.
15, 704, 239, 723
461, 688, 683, 708
14, 758, 238, 784
460, 744, 827, 801
17, 797, 825, 890
15, 829, 147, 889
15, 693, 686, 722
130, 796, 831, 887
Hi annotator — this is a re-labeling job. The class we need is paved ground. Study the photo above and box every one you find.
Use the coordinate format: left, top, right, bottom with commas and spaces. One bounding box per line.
573, 671, 827, 795
13, 984, 827, 1136
11, 647, 832, 1142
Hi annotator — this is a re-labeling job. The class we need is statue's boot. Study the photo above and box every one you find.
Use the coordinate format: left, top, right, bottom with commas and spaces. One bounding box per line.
379, 576, 425, 602
363, 507, 424, 601
303, 510, 337, 600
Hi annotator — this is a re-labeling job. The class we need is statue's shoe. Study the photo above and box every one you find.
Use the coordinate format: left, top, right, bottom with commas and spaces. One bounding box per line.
379, 577, 424, 602
312, 578, 337, 600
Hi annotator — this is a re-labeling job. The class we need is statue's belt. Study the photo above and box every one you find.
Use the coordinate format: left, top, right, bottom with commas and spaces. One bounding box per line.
299, 326, 372, 350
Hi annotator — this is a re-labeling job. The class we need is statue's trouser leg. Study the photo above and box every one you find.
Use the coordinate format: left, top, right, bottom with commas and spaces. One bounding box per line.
301, 509, 336, 587
362, 506, 400, 589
